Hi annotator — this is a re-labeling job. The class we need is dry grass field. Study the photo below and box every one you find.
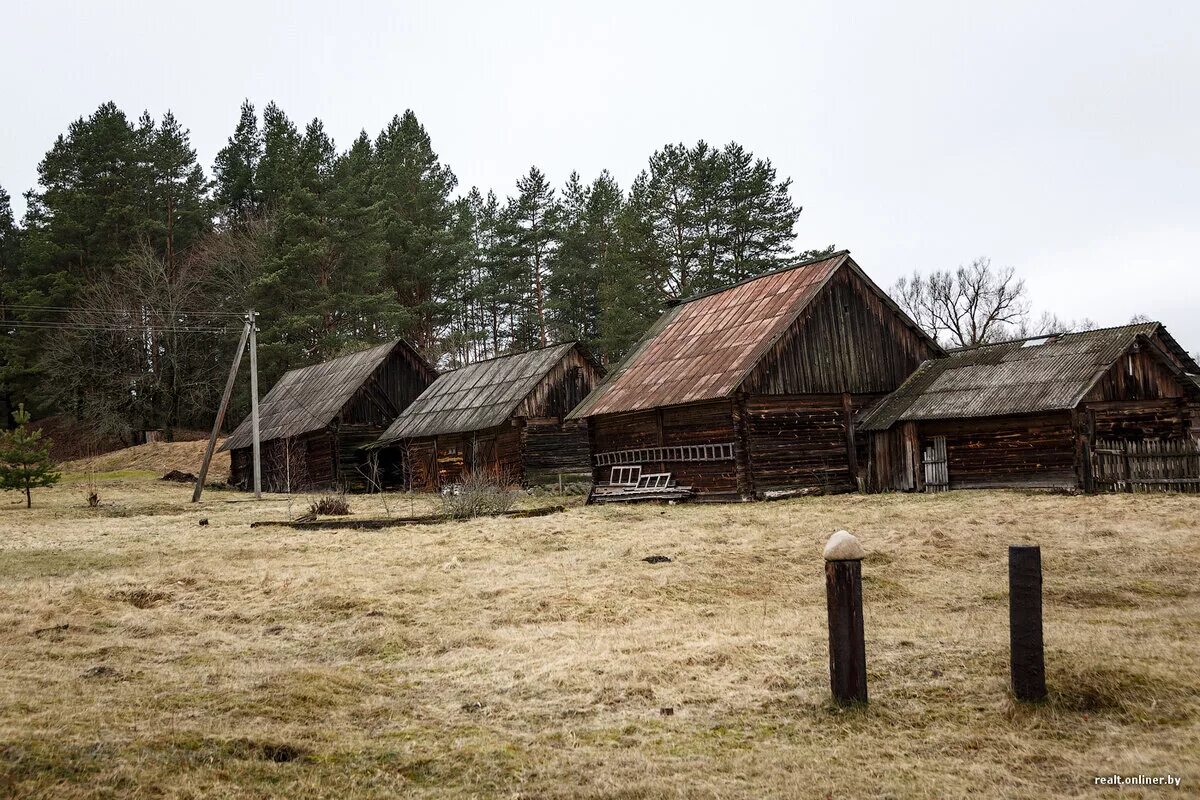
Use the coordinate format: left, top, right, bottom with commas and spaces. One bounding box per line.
1, 475, 1197, 798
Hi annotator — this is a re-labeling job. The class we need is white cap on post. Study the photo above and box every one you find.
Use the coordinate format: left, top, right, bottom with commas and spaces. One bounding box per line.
824, 530, 865, 561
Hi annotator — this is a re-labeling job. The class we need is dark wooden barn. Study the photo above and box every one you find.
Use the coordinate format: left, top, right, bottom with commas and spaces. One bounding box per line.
566, 251, 942, 501
221, 339, 436, 492
369, 342, 603, 489
858, 323, 1200, 493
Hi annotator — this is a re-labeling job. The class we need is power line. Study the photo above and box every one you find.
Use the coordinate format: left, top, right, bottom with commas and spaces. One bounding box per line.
0, 304, 247, 318
1, 320, 234, 334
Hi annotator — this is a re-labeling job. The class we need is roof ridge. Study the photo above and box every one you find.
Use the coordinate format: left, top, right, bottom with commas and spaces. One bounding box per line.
667, 250, 850, 307
444, 341, 576, 369
278, 337, 404, 376
944, 322, 1159, 353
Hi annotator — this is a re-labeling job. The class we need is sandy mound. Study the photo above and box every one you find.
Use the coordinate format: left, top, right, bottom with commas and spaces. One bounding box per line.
61, 438, 230, 481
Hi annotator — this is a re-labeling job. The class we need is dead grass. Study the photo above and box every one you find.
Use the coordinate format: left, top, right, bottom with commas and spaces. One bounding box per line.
60, 439, 229, 482
0, 480, 1197, 798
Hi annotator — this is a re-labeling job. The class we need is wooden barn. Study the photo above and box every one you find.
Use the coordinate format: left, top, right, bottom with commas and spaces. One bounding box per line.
369, 342, 603, 489
565, 251, 942, 501
221, 339, 436, 492
858, 323, 1200, 493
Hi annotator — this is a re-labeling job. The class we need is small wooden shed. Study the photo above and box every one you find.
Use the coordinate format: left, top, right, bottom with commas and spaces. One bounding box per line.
221, 339, 436, 492
369, 342, 603, 489
858, 323, 1200, 492
566, 251, 942, 500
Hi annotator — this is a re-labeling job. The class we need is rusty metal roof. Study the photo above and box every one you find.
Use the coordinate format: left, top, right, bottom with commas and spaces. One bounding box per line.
567, 252, 853, 418
221, 340, 426, 451
372, 342, 579, 443
858, 323, 1199, 430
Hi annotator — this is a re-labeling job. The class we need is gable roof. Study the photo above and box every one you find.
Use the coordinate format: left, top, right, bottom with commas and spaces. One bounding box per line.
221, 339, 428, 451
858, 323, 1200, 431
567, 251, 938, 418
372, 342, 582, 444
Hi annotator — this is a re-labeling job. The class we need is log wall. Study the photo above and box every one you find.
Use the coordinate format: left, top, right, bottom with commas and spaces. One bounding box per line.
523, 419, 591, 485
918, 413, 1077, 490
589, 401, 742, 499
742, 393, 881, 494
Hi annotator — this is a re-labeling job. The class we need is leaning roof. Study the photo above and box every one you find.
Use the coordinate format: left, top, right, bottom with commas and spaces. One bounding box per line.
373, 342, 579, 443
568, 251, 933, 418
858, 323, 1200, 431
221, 339, 421, 451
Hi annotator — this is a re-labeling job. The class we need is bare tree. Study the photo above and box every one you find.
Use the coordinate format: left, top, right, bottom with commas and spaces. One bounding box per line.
892, 257, 1031, 348
1018, 311, 1098, 338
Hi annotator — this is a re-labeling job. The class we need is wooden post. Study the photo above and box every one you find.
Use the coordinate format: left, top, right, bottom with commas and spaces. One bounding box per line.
824, 531, 868, 705
192, 320, 251, 502
1008, 544, 1047, 702
841, 392, 858, 486
248, 310, 262, 499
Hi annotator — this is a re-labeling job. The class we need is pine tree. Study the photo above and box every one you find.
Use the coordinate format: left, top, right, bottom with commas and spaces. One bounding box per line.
373, 110, 461, 353
464, 189, 518, 358
213, 100, 263, 223
30, 102, 145, 294
630, 140, 803, 299
598, 189, 664, 362
328, 131, 389, 347
0, 185, 24, 427
642, 143, 701, 299
258, 117, 339, 362
0, 404, 60, 508
143, 111, 211, 274
504, 167, 559, 349
716, 142, 800, 285
256, 102, 302, 212
549, 171, 622, 352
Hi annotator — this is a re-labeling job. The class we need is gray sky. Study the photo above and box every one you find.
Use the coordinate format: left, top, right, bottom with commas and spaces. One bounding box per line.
3, 1, 1198, 347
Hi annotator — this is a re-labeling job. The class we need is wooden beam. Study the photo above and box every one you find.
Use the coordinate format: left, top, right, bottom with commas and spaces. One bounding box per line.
193, 319, 251, 502
842, 392, 858, 485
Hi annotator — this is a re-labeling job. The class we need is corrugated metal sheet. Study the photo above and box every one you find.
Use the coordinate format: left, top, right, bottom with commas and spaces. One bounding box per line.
858, 324, 1168, 430
373, 342, 578, 443
221, 339, 418, 451
567, 252, 850, 418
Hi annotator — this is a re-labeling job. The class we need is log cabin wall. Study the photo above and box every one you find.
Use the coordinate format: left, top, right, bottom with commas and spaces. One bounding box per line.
390, 425, 527, 490
742, 393, 885, 494
589, 401, 742, 499
918, 413, 1077, 490
229, 430, 336, 492
515, 346, 601, 485
523, 419, 591, 485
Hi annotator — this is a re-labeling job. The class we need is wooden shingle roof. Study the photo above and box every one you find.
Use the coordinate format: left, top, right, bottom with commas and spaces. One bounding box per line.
221, 339, 426, 451
858, 323, 1200, 431
568, 251, 935, 418
373, 342, 580, 443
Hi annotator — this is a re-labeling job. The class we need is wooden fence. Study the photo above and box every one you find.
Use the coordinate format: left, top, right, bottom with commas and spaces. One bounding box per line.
1092, 438, 1200, 493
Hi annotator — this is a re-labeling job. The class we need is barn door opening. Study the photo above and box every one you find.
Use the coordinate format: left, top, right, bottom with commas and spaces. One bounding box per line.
922, 436, 949, 492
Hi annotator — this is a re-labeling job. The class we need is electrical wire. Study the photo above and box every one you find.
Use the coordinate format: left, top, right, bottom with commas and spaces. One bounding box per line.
1, 320, 233, 334
0, 303, 248, 318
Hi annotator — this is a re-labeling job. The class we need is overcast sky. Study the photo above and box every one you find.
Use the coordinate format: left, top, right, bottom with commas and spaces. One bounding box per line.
3, 1, 1198, 346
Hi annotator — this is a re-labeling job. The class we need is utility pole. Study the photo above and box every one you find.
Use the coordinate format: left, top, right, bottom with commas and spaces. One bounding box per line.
249, 309, 262, 499
193, 318, 251, 503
